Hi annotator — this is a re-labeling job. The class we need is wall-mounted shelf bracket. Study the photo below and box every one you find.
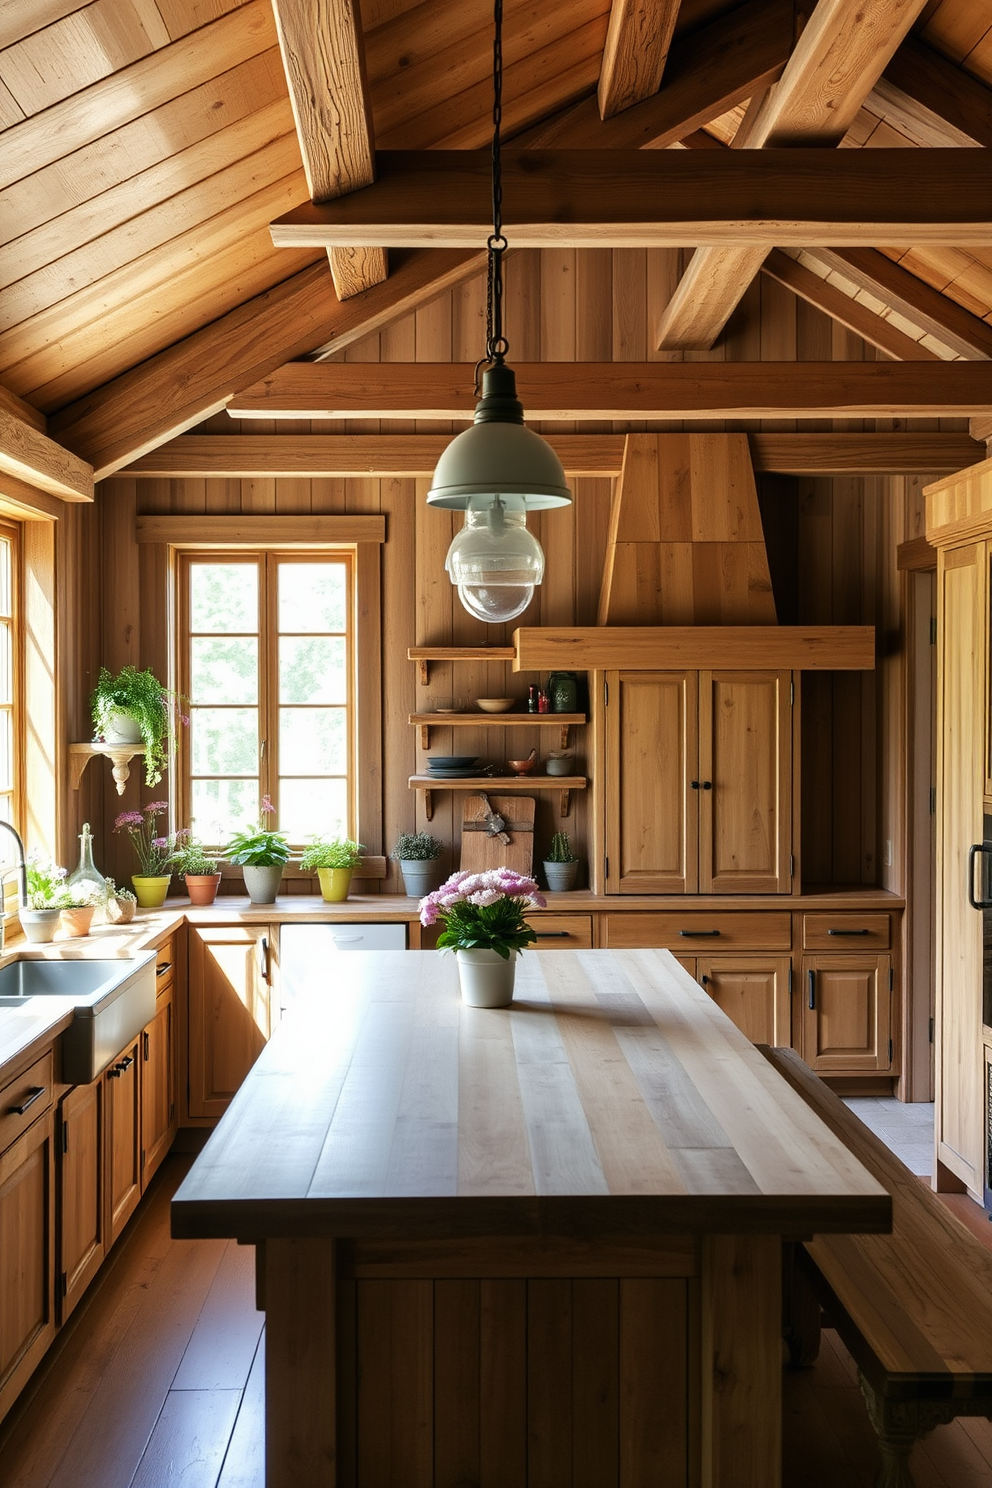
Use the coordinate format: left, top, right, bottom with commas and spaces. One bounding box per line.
69, 743, 147, 796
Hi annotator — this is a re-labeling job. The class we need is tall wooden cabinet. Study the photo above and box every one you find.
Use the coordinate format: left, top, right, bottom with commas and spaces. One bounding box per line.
602, 669, 794, 894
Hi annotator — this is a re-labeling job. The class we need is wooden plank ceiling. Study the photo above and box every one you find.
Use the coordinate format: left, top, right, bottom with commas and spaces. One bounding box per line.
1, 0, 992, 474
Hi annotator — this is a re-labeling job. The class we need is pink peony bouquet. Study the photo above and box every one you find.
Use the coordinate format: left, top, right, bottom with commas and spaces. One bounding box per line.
420, 868, 546, 959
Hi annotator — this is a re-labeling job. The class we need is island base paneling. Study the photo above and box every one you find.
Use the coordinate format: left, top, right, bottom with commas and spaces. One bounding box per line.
261, 1231, 781, 1488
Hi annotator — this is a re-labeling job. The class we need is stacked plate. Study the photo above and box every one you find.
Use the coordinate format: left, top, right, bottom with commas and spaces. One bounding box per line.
427, 755, 479, 778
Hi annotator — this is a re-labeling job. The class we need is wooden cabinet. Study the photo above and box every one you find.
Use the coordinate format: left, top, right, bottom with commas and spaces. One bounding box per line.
0, 1092, 55, 1422
58, 1079, 104, 1323
800, 954, 893, 1074
187, 923, 275, 1121
105, 1038, 141, 1246
603, 669, 793, 894
141, 987, 175, 1191
600, 910, 791, 951
695, 956, 792, 1046
524, 913, 593, 949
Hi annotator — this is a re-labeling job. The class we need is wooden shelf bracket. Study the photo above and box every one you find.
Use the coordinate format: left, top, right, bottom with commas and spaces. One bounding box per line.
69, 743, 147, 796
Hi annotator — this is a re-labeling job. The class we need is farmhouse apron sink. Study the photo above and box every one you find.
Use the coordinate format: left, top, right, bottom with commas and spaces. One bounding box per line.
0, 952, 156, 1081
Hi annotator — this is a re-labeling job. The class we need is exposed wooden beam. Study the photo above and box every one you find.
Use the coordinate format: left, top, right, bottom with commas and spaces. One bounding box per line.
227, 362, 992, 420
0, 383, 46, 436
121, 431, 983, 479
657, 0, 928, 350
759, 250, 939, 361
49, 250, 486, 479
518, 0, 793, 149
598, 0, 681, 119
271, 0, 386, 300
512, 625, 876, 672
970, 416, 992, 452
135, 514, 384, 545
0, 472, 63, 522
896, 536, 937, 572
808, 248, 992, 362
873, 36, 992, 149
270, 149, 992, 249
0, 405, 93, 502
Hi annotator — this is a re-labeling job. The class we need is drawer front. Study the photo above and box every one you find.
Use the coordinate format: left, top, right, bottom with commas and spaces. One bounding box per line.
802, 913, 891, 951
0, 1050, 54, 1155
155, 936, 176, 996
602, 912, 791, 952
525, 915, 593, 949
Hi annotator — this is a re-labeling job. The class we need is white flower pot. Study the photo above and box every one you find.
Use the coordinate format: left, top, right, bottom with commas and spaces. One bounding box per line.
101, 711, 143, 745
20, 907, 62, 944
455, 948, 517, 1008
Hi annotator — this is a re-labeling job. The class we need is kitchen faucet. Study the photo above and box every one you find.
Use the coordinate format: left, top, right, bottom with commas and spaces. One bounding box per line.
0, 821, 28, 953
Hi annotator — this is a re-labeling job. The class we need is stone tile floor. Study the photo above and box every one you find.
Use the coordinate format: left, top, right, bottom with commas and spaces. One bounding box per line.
842, 1094, 935, 1176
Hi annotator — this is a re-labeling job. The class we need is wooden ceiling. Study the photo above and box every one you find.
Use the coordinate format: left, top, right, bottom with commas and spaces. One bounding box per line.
1, 0, 992, 477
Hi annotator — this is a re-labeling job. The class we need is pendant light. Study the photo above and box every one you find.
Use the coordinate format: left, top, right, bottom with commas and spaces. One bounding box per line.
426, 0, 572, 624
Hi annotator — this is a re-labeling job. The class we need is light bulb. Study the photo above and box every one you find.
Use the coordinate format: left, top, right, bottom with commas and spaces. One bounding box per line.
444, 498, 545, 622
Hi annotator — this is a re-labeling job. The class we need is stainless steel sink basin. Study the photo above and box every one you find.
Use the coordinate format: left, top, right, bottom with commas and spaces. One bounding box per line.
0, 953, 156, 1081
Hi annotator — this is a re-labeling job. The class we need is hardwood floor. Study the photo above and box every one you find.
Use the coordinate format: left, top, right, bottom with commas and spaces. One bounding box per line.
2, 1150, 992, 1488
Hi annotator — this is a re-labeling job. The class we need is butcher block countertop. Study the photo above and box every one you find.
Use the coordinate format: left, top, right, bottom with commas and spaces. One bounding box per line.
172, 948, 891, 1243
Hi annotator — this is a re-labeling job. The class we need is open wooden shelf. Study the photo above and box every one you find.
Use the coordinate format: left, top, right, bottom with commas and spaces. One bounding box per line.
409, 712, 584, 748
407, 645, 516, 684
69, 742, 147, 795
409, 774, 586, 820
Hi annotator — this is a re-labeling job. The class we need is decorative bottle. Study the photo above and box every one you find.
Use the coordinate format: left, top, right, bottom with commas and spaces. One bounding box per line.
67, 822, 107, 916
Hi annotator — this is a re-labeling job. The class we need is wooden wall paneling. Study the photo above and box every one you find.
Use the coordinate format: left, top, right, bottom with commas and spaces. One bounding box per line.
798, 479, 834, 883
24, 515, 62, 861
434, 1279, 481, 1487
381, 478, 418, 887
97, 477, 145, 883
758, 273, 798, 434
414, 477, 458, 850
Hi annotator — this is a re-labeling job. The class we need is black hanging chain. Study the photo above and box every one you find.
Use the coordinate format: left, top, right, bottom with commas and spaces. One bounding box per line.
484, 0, 508, 369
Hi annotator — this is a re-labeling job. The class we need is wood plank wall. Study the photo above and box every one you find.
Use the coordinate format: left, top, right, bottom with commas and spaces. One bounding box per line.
76, 249, 952, 893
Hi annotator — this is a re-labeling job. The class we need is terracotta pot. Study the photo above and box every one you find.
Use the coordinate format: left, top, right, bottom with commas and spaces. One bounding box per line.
60, 904, 95, 938
455, 948, 517, 1008
185, 872, 221, 906
317, 867, 353, 902
132, 874, 171, 908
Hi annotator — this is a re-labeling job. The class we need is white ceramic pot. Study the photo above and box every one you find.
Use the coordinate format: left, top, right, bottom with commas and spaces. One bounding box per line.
101, 711, 143, 745
20, 907, 62, 944
455, 948, 517, 1008
242, 864, 283, 904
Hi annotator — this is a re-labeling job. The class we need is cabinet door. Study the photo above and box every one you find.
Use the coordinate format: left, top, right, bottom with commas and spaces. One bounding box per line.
59, 1081, 104, 1322
188, 924, 273, 1121
105, 1041, 141, 1246
0, 1112, 55, 1422
141, 987, 175, 1191
936, 544, 986, 1191
606, 670, 698, 893
698, 670, 792, 894
696, 956, 792, 1046
800, 955, 892, 1074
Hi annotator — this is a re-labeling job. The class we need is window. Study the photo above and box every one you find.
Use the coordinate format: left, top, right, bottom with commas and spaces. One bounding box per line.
178, 552, 355, 847
0, 522, 20, 832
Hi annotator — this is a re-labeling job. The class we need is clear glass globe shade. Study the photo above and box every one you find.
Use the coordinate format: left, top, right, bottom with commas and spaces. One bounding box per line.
444, 506, 545, 585
457, 582, 536, 623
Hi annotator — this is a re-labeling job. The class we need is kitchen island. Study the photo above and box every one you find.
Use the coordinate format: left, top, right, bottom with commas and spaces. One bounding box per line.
171, 948, 890, 1488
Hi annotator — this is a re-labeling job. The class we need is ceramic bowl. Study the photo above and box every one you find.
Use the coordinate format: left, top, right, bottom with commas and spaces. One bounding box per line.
428, 756, 478, 769
430, 697, 464, 713
476, 697, 515, 713
507, 757, 537, 775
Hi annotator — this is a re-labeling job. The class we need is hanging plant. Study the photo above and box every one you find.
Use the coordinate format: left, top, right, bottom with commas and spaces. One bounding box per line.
90, 666, 187, 787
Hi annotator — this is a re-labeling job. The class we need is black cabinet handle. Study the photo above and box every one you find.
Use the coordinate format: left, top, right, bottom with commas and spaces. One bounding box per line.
701, 975, 711, 986
534, 931, 570, 938
968, 844, 992, 910
260, 935, 270, 983
143, 1031, 150, 1061
689, 781, 713, 790
679, 929, 721, 938
827, 928, 870, 937
808, 969, 816, 1011
9, 1085, 44, 1116
156, 961, 172, 976
117, 1054, 134, 1071
107, 1066, 121, 1080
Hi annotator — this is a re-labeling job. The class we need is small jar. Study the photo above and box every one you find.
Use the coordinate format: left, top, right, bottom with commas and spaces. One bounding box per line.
545, 750, 573, 777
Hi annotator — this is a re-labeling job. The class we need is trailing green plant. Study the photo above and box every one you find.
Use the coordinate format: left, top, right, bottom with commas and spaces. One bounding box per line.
90, 666, 188, 787
114, 801, 173, 876
300, 836, 365, 871
391, 832, 443, 862
546, 831, 576, 863
224, 796, 291, 868
168, 828, 219, 876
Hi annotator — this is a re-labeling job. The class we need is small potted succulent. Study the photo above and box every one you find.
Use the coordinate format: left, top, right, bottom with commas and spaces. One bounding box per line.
90, 666, 187, 787
22, 854, 71, 943
225, 795, 290, 904
103, 878, 137, 925
390, 832, 444, 898
543, 831, 580, 892
114, 800, 173, 907
300, 836, 366, 902
169, 828, 221, 906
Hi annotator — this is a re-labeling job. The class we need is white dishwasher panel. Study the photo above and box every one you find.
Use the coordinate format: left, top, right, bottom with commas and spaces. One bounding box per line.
280, 923, 407, 1007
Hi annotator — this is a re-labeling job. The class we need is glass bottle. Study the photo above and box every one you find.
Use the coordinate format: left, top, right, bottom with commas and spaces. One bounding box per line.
67, 822, 107, 915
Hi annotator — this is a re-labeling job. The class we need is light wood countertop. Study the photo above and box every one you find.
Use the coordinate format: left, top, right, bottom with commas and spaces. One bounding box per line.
172, 948, 891, 1243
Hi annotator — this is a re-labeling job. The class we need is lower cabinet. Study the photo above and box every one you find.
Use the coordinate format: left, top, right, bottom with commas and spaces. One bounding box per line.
800, 954, 893, 1074
525, 914, 593, 949
187, 924, 274, 1121
693, 955, 792, 1046
58, 1078, 105, 1322
105, 1038, 141, 1246
141, 983, 175, 1190
0, 1102, 55, 1421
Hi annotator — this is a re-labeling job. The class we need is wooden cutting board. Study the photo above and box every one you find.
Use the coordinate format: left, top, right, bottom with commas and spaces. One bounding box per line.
459, 794, 535, 877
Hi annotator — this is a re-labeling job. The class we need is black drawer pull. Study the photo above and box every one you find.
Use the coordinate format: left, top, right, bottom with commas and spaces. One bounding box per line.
9, 1085, 45, 1116
156, 961, 172, 976
679, 929, 721, 938
808, 969, 816, 1010
534, 931, 570, 939
689, 780, 712, 790
827, 928, 870, 937
118, 1054, 134, 1071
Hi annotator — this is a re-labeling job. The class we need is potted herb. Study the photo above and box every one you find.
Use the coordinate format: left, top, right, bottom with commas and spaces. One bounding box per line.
543, 830, 580, 892
103, 878, 137, 925
169, 828, 221, 906
390, 832, 444, 898
90, 666, 187, 787
59, 880, 102, 939
114, 800, 173, 908
225, 795, 290, 904
300, 836, 365, 902
419, 869, 545, 1006
22, 854, 70, 943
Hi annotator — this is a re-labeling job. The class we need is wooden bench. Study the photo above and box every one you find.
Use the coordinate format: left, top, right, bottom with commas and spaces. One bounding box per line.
761, 1045, 992, 1488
